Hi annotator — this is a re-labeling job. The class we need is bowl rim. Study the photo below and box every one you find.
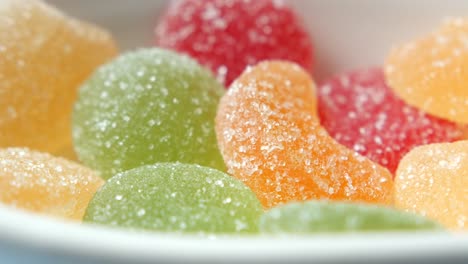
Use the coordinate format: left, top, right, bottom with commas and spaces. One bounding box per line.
0, 206, 467, 263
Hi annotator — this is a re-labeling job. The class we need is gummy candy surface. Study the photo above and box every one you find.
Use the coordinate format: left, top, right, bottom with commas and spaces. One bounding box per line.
216, 61, 393, 208
73, 48, 225, 179
395, 140, 468, 230
260, 201, 441, 234
55, 144, 79, 162
0, 0, 117, 152
84, 163, 262, 234
385, 17, 468, 124
0, 148, 104, 221
155, 0, 313, 86
319, 68, 464, 174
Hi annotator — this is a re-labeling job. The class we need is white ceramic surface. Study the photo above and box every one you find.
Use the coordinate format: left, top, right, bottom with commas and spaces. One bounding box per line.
0, 205, 467, 264
1, 0, 468, 263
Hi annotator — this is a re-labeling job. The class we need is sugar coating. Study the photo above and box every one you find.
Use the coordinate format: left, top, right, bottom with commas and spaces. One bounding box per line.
395, 140, 468, 230
73, 48, 226, 179
0, 148, 104, 221
0, 0, 118, 152
385, 17, 468, 124
155, 0, 313, 86
84, 163, 263, 234
259, 201, 441, 234
319, 68, 464, 174
216, 61, 393, 208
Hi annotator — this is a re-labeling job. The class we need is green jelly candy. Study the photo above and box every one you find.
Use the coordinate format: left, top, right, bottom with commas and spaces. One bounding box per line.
72, 48, 225, 179
84, 163, 263, 234
259, 201, 442, 234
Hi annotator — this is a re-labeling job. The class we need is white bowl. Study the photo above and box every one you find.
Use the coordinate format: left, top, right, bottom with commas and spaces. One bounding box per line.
0, 205, 467, 264
1, 0, 467, 263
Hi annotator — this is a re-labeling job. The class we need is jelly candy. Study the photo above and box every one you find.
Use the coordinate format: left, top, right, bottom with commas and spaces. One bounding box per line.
0, 148, 104, 221
0, 0, 117, 153
84, 163, 262, 234
319, 68, 464, 174
73, 48, 226, 179
155, 0, 313, 86
216, 61, 393, 208
55, 144, 78, 162
395, 140, 468, 230
260, 201, 441, 234
385, 18, 468, 124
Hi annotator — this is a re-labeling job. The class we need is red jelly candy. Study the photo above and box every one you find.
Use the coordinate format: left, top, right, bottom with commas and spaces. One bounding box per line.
155, 0, 314, 86
318, 68, 464, 174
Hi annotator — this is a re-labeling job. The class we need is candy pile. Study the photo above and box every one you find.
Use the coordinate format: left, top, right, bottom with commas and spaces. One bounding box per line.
0, 0, 466, 234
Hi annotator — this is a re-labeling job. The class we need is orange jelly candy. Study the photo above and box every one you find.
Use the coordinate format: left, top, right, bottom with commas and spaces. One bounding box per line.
55, 143, 79, 162
216, 61, 393, 208
0, 148, 104, 221
385, 17, 468, 124
0, 0, 117, 152
395, 140, 467, 230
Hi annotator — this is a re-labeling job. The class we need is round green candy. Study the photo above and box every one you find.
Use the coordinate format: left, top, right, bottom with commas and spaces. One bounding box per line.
259, 201, 442, 234
84, 163, 263, 234
72, 48, 225, 179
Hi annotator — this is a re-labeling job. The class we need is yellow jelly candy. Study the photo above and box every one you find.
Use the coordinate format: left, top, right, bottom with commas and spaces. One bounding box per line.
395, 140, 468, 230
0, 0, 117, 152
0, 148, 104, 221
385, 17, 468, 124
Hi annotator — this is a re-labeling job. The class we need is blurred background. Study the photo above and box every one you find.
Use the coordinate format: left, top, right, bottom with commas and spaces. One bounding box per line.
46, 0, 468, 81
48, 0, 168, 50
